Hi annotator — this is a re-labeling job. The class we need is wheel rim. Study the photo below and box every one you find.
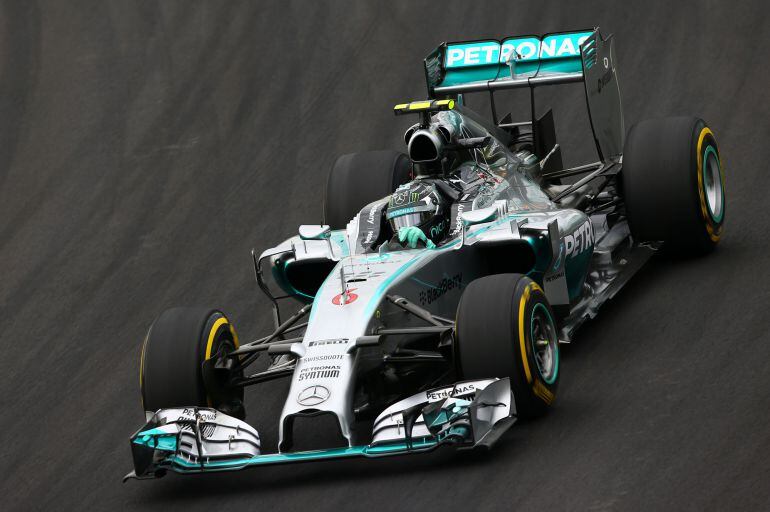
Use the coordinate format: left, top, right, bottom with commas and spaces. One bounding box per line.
702, 145, 724, 223
530, 303, 559, 385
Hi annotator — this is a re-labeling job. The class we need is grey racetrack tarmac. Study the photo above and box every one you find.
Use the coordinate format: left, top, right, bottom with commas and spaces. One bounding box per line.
1, 1, 769, 510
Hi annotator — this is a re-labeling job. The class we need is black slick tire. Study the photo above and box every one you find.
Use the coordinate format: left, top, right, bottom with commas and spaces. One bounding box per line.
622, 116, 725, 254
323, 150, 411, 230
455, 274, 560, 419
139, 307, 244, 417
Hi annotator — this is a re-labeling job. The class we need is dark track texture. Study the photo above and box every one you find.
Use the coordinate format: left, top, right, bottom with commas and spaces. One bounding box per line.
1, 2, 769, 510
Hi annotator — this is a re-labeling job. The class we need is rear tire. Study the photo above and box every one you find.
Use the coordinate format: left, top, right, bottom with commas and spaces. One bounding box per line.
622, 116, 725, 254
455, 274, 559, 419
323, 150, 411, 230
140, 308, 244, 417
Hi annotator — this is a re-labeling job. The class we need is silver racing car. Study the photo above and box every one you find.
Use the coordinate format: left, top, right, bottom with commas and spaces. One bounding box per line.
125, 28, 725, 480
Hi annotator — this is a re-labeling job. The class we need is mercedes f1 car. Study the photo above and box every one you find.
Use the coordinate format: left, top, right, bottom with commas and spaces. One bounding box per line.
125, 28, 725, 480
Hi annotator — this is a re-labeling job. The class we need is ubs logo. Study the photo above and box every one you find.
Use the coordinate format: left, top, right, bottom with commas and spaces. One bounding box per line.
297, 385, 331, 407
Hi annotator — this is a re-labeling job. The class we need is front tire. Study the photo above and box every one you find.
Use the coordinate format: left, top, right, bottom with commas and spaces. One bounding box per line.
455, 274, 560, 419
140, 307, 244, 417
622, 116, 725, 254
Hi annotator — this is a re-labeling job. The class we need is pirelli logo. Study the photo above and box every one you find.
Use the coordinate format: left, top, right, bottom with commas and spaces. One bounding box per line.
307, 339, 349, 347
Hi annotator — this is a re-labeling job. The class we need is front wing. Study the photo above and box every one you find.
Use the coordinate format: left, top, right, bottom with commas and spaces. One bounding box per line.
124, 378, 515, 480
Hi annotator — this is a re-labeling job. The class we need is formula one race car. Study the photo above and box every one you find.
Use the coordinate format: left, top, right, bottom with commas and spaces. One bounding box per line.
125, 28, 725, 480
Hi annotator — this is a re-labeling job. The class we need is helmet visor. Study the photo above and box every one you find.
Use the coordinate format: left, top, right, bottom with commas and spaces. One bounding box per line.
391, 212, 429, 230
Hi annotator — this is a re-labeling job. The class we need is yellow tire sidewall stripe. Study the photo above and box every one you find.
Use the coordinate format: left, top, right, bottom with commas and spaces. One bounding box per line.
533, 379, 555, 405
205, 316, 230, 360
204, 316, 230, 408
518, 281, 540, 384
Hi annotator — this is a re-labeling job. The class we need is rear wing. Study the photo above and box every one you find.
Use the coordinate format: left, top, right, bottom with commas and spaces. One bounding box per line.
424, 28, 624, 162
425, 30, 592, 93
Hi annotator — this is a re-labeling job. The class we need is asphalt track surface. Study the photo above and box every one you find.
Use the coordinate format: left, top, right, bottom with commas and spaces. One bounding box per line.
1, 1, 769, 510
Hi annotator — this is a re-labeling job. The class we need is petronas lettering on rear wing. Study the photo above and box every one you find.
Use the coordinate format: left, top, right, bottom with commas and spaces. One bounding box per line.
424, 28, 623, 164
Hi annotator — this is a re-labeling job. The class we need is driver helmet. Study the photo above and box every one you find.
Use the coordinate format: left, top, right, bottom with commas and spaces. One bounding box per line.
386, 181, 449, 243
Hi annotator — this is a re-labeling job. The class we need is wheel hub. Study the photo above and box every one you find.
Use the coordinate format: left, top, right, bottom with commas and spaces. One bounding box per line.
703, 146, 724, 222
530, 303, 558, 385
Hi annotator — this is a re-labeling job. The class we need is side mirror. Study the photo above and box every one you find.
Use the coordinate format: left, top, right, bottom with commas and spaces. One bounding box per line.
457, 201, 510, 251
298, 224, 331, 240
460, 205, 498, 227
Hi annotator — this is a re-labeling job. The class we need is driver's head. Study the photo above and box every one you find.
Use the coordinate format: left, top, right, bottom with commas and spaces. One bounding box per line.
386, 181, 449, 243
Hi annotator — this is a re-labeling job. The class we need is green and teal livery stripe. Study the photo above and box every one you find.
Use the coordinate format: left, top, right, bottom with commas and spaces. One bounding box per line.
165, 438, 439, 473
360, 212, 534, 319
315, 212, 536, 324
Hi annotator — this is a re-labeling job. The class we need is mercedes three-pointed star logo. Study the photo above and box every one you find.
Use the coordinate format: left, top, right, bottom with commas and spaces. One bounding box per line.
297, 385, 331, 407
